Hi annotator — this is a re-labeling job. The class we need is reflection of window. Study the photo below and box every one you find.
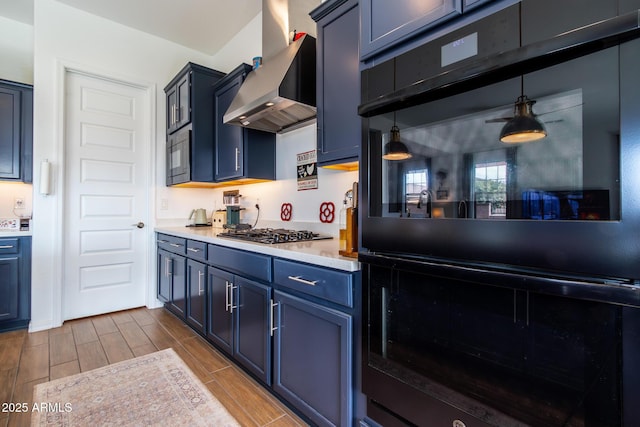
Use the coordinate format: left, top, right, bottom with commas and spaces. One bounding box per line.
475, 162, 506, 217
405, 169, 429, 207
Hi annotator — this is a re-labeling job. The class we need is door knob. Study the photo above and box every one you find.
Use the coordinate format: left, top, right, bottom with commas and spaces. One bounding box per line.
132, 222, 145, 229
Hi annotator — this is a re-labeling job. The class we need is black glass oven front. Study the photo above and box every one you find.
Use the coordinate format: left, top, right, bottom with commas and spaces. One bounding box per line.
359, 2, 640, 426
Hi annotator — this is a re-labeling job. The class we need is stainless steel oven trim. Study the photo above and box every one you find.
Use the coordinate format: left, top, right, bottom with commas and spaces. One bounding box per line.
358, 9, 640, 117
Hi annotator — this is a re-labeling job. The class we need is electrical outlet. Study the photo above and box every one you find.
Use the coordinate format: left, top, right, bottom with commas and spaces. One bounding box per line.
14, 198, 24, 209
160, 198, 169, 210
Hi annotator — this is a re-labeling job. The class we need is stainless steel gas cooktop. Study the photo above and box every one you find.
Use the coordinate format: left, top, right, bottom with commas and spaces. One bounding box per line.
217, 228, 332, 245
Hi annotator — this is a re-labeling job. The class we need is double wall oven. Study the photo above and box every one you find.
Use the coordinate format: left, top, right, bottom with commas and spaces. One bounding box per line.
359, 1, 640, 426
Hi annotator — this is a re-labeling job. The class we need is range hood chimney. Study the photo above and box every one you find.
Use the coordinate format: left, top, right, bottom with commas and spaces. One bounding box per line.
223, 0, 318, 134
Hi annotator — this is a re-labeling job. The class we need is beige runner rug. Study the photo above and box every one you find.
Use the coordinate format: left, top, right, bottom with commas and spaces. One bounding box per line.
32, 348, 239, 426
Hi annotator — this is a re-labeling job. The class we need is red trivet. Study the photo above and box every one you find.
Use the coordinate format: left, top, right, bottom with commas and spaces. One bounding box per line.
319, 202, 335, 223
280, 203, 293, 221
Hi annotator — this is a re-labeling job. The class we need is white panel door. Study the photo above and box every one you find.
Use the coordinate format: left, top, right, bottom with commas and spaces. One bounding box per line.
63, 71, 149, 320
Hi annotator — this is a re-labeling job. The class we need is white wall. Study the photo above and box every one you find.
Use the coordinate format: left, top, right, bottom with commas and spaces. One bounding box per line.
0, 16, 34, 222
0, 15, 34, 85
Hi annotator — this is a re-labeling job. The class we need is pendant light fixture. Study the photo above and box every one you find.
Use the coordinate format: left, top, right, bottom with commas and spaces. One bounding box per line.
499, 94, 547, 143
383, 113, 412, 160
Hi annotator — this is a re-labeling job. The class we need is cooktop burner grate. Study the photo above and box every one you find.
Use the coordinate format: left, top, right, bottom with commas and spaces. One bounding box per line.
217, 228, 332, 244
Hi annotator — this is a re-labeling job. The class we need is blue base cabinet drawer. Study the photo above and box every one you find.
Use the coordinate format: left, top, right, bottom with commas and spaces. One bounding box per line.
273, 258, 353, 308
208, 244, 271, 282
0, 236, 31, 332
157, 234, 186, 255
186, 240, 207, 261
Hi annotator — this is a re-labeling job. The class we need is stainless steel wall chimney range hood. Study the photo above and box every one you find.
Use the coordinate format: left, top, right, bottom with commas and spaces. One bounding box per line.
223, 0, 318, 134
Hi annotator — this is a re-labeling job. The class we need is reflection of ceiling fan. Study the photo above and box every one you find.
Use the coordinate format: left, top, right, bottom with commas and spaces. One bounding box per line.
485, 95, 578, 143
484, 96, 570, 124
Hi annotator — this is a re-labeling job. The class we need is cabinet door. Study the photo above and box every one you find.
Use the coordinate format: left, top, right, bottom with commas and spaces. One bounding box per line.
175, 72, 191, 130
360, 0, 462, 60
157, 249, 171, 302
207, 266, 234, 355
0, 86, 21, 180
235, 276, 272, 385
166, 84, 177, 133
214, 73, 245, 181
316, 0, 361, 166
273, 290, 352, 427
186, 259, 207, 333
0, 256, 19, 321
168, 254, 186, 317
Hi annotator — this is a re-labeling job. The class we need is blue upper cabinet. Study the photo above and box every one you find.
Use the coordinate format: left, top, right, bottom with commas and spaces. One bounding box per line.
360, 0, 462, 60
0, 80, 32, 183
311, 0, 361, 168
213, 64, 276, 182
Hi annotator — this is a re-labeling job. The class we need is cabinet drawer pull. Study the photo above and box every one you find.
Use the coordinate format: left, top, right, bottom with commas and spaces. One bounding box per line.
0, 245, 14, 249
225, 281, 230, 312
187, 247, 201, 253
235, 147, 240, 171
169, 243, 183, 248
287, 275, 318, 286
157, 239, 169, 244
270, 300, 279, 337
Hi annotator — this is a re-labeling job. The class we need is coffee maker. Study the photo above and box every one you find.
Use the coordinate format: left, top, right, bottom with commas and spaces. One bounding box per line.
222, 190, 242, 228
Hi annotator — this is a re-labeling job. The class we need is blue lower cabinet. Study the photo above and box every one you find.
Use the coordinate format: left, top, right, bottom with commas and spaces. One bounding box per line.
186, 259, 207, 333
0, 256, 19, 321
207, 266, 272, 385
157, 249, 172, 303
0, 236, 31, 332
207, 266, 234, 354
235, 276, 272, 385
273, 290, 352, 427
168, 254, 186, 317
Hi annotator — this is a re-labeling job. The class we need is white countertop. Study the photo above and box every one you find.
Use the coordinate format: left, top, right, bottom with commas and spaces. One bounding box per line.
0, 230, 32, 238
155, 226, 360, 272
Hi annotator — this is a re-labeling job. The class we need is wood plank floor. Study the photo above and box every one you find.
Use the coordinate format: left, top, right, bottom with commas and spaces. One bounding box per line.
0, 307, 309, 427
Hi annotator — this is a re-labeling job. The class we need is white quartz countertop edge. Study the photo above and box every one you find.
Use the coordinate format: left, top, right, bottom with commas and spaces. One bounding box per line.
0, 230, 33, 237
155, 226, 360, 272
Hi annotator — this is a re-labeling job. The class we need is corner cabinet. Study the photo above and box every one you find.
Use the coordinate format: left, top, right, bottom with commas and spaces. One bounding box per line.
360, 0, 462, 60
213, 64, 276, 182
165, 63, 225, 186
0, 236, 31, 332
0, 80, 33, 182
311, 0, 361, 168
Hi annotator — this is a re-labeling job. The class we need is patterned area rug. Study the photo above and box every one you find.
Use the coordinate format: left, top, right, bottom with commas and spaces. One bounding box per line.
32, 348, 239, 426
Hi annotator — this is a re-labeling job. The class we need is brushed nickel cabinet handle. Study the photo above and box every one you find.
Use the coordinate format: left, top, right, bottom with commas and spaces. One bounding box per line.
198, 271, 204, 296
0, 245, 14, 249
270, 300, 279, 337
287, 275, 318, 286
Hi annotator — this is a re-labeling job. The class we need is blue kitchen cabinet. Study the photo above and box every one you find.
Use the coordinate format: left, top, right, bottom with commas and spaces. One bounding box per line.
157, 248, 172, 303
156, 234, 187, 318
311, 0, 361, 168
0, 256, 19, 321
207, 265, 272, 385
272, 258, 357, 426
207, 266, 234, 355
360, 0, 462, 60
0, 80, 32, 182
186, 259, 207, 333
273, 290, 352, 427
213, 64, 275, 182
0, 236, 31, 332
164, 63, 225, 186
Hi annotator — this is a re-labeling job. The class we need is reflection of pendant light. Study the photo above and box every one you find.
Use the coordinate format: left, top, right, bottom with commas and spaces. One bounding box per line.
383, 113, 412, 160
500, 95, 547, 143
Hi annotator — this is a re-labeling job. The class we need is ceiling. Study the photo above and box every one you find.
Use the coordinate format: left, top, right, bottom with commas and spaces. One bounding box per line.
0, 0, 262, 55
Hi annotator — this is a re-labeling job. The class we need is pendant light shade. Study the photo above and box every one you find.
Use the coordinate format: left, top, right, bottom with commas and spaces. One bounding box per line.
383, 125, 412, 160
500, 96, 547, 143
